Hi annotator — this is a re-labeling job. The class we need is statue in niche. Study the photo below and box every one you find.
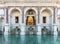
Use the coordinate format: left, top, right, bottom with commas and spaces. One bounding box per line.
42, 26, 48, 34
28, 9, 35, 15
28, 25, 34, 32
27, 16, 34, 25
29, 11, 34, 15
15, 26, 21, 34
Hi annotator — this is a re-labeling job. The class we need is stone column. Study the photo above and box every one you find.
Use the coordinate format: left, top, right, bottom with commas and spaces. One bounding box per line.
22, 7, 24, 23
6, 8, 8, 23
54, 25, 57, 35
4, 8, 9, 35
53, 8, 58, 35
20, 25, 25, 35
4, 24, 9, 35
20, 7, 25, 35
38, 8, 40, 23
37, 24, 41, 35
37, 8, 41, 35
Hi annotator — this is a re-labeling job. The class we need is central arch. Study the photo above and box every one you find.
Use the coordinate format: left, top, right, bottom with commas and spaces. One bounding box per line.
25, 9, 37, 34
26, 9, 36, 25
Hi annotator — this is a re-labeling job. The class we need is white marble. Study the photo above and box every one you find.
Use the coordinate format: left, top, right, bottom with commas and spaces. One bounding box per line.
4, 24, 9, 35
54, 25, 58, 35
20, 25, 25, 35
37, 25, 41, 35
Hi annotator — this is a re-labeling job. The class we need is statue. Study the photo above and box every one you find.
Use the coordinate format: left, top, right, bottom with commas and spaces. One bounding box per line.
42, 26, 48, 34
15, 26, 21, 34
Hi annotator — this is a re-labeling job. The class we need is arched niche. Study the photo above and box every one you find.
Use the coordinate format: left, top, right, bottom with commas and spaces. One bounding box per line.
11, 9, 20, 16
10, 9, 20, 24
26, 9, 36, 15
24, 8, 38, 15
41, 9, 52, 24
26, 9, 36, 25
41, 9, 51, 16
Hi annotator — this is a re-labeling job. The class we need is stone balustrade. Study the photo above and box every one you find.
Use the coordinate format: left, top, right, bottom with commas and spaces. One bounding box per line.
0, 0, 59, 3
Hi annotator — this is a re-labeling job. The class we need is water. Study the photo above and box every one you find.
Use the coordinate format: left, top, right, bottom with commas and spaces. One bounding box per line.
0, 35, 60, 44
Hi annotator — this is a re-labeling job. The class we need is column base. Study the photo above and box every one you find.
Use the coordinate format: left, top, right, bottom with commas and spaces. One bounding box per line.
20, 24, 25, 35
20, 32, 25, 35
4, 31, 8, 35
54, 31, 58, 35
37, 32, 41, 35
4, 24, 9, 35
54, 25, 58, 35
37, 25, 41, 35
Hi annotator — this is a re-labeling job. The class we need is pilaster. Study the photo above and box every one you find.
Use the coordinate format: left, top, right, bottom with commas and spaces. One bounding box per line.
53, 8, 58, 35
4, 8, 9, 35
